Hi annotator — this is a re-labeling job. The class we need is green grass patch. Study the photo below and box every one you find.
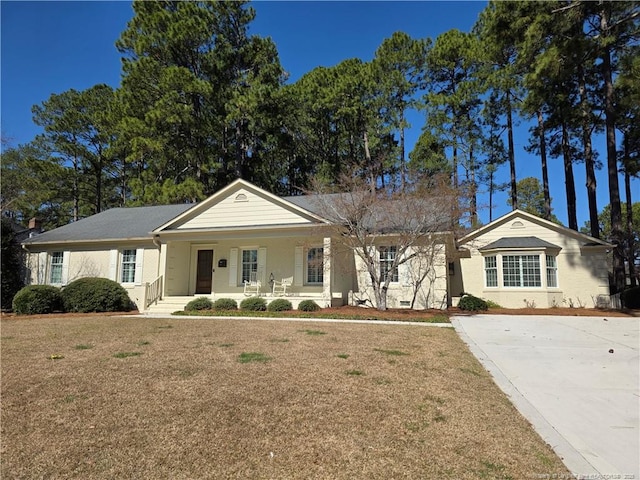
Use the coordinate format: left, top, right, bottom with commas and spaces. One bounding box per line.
374, 348, 409, 356
156, 325, 173, 329
460, 367, 484, 377
336, 353, 349, 359
219, 343, 234, 348
113, 352, 142, 359
270, 338, 290, 343
346, 369, 364, 376
137, 340, 150, 346
74, 344, 93, 350
300, 329, 326, 336
238, 352, 271, 363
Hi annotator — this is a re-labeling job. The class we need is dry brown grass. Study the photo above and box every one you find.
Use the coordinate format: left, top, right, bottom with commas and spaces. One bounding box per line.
1, 315, 570, 479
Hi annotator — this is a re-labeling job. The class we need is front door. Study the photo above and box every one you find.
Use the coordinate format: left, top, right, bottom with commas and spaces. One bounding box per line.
195, 249, 214, 294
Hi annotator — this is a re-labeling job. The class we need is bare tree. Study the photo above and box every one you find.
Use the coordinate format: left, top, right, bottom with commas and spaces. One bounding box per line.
308, 172, 460, 311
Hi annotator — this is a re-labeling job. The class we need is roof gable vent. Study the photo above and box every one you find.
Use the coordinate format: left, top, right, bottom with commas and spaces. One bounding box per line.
234, 193, 248, 202
511, 221, 524, 229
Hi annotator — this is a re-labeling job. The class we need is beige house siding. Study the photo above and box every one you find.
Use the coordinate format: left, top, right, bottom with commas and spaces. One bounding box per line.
176, 187, 312, 230
458, 214, 610, 308
352, 243, 449, 310
24, 244, 159, 310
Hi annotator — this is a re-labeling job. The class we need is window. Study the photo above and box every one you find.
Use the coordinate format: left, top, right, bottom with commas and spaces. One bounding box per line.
484, 256, 498, 287
121, 249, 136, 283
502, 255, 541, 287
546, 255, 558, 287
379, 246, 398, 283
50, 251, 64, 284
241, 249, 258, 283
307, 247, 323, 284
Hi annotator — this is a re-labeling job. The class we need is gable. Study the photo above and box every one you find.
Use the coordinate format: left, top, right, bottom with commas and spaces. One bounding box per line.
459, 210, 611, 252
157, 180, 323, 232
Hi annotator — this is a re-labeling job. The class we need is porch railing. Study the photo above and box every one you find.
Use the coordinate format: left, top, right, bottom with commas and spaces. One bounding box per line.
145, 275, 163, 308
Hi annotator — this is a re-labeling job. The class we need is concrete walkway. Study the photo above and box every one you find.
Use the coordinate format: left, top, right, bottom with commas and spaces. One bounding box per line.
452, 314, 639, 479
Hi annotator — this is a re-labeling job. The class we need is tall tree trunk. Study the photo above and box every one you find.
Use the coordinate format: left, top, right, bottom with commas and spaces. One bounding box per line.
73, 154, 79, 222
400, 110, 406, 190
506, 90, 517, 210
537, 110, 551, 220
624, 135, 637, 287
561, 122, 578, 230
363, 130, 375, 194
489, 169, 494, 223
578, 67, 599, 238
468, 146, 477, 227
601, 9, 625, 292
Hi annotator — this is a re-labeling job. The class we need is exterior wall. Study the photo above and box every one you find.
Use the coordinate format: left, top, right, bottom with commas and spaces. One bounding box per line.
23, 242, 160, 310
352, 243, 449, 310
176, 187, 311, 229
458, 216, 610, 308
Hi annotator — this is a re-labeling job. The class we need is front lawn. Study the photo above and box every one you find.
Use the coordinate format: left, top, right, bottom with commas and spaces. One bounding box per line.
1, 316, 570, 479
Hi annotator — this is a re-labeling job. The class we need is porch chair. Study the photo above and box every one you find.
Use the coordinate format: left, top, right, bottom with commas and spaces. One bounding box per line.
243, 271, 261, 296
272, 276, 293, 297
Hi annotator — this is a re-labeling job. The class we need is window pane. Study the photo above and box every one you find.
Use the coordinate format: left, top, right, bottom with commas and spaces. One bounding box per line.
379, 246, 398, 283
502, 255, 541, 287
121, 249, 136, 283
522, 255, 541, 287
242, 249, 258, 283
307, 248, 323, 284
50, 252, 63, 284
502, 255, 520, 287
484, 256, 497, 287
546, 255, 558, 288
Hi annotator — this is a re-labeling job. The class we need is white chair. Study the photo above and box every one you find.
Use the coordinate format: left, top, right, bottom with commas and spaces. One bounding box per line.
243, 271, 261, 296
272, 276, 293, 296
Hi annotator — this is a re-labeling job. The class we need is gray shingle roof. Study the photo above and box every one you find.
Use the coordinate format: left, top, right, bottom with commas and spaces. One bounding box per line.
479, 236, 561, 251
22, 204, 193, 245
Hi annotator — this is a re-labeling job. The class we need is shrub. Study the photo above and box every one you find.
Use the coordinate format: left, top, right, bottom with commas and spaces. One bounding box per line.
185, 297, 213, 311
62, 277, 133, 313
484, 299, 502, 309
298, 299, 320, 312
240, 296, 267, 311
213, 298, 238, 310
12, 285, 63, 315
267, 298, 293, 312
458, 294, 488, 312
621, 286, 640, 309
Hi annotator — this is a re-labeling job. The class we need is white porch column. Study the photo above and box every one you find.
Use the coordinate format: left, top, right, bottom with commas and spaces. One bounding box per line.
158, 242, 168, 297
323, 237, 332, 303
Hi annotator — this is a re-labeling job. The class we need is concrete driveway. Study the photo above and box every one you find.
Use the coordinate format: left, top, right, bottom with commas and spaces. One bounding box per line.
452, 314, 639, 479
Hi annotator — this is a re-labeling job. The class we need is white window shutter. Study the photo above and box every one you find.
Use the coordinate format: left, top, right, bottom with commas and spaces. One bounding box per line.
228, 248, 238, 286
294, 246, 303, 286
38, 252, 47, 284
257, 247, 267, 284
134, 248, 144, 285
109, 249, 118, 281
61, 251, 70, 285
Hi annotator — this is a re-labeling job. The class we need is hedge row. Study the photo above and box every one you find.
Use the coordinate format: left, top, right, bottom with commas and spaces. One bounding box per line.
184, 296, 319, 313
12, 278, 134, 315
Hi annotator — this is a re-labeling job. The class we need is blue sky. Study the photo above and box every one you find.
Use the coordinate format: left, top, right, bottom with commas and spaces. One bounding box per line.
1, 1, 636, 228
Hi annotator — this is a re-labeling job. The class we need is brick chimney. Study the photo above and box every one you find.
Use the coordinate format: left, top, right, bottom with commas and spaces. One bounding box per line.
28, 217, 42, 233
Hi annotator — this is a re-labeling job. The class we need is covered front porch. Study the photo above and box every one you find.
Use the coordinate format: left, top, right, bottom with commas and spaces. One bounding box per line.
142, 231, 354, 313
